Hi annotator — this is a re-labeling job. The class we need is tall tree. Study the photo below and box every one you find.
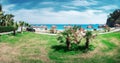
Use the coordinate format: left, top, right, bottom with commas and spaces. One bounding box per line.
0, 11, 4, 26
13, 22, 18, 35
4, 14, 14, 26
19, 21, 24, 33
106, 9, 120, 27
25, 22, 30, 27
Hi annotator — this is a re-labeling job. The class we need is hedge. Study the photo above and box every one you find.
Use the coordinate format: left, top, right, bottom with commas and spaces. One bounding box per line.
0, 26, 15, 33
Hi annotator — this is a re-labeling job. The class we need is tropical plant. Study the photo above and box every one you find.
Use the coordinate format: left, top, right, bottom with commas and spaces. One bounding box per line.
57, 26, 83, 50
13, 22, 18, 35
19, 21, 24, 33
0, 13, 14, 26
3, 14, 14, 26
0, 11, 5, 26
57, 29, 72, 50
84, 31, 92, 49
72, 25, 83, 44
25, 23, 30, 27
0, 5, 30, 35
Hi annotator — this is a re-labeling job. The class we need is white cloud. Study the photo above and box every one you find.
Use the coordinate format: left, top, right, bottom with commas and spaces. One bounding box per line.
66, 0, 98, 6
2, 4, 107, 24
62, 5, 77, 9
100, 5, 119, 10
11, 8, 107, 24
40, 2, 55, 5
2, 4, 16, 13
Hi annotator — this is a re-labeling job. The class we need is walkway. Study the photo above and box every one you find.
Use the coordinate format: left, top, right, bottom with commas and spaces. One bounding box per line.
99, 28, 120, 34
0, 31, 13, 35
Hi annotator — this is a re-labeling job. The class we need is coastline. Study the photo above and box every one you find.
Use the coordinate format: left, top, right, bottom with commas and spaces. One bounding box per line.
31, 24, 104, 31
34, 27, 120, 35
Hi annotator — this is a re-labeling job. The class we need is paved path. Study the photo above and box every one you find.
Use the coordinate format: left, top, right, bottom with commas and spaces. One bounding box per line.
99, 28, 120, 34
0, 31, 13, 35
1, 28, 120, 36
35, 32, 57, 35
35, 28, 120, 35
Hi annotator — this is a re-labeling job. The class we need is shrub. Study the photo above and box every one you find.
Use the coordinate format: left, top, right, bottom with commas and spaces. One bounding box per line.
0, 26, 15, 33
26, 27, 35, 32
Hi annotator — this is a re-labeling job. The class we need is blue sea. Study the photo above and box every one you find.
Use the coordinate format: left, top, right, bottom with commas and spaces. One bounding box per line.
31, 24, 104, 31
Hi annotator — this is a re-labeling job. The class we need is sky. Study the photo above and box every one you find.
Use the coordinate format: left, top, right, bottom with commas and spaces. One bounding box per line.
1, 0, 120, 24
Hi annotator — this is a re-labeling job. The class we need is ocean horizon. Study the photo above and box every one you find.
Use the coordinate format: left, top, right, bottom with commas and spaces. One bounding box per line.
31, 24, 104, 30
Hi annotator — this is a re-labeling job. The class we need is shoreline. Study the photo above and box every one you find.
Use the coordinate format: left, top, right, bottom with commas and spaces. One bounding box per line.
34, 27, 120, 35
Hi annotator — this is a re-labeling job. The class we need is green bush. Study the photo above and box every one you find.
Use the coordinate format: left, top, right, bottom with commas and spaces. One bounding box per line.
0, 26, 15, 33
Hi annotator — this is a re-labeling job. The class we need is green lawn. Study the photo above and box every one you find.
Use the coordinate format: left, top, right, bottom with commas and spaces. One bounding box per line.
0, 32, 120, 63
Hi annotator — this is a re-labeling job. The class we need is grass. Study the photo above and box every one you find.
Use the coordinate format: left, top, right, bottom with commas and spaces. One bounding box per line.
101, 40, 117, 52
0, 32, 120, 63
19, 56, 43, 63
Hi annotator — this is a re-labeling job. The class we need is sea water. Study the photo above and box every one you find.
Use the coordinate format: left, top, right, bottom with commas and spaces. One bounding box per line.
31, 24, 104, 31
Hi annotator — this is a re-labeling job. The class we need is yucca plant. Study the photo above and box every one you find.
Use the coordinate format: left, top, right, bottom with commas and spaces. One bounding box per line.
57, 29, 72, 50
72, 25, 82, 44
57, 26, 83, 50
84, 31, 92, 49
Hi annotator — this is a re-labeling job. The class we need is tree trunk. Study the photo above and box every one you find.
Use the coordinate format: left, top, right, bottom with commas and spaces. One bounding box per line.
85, 38, 89, 49
13, 30, 16, 36
66, 37, 71, 50
5, 21, 7, 26
21, 26, 23, 33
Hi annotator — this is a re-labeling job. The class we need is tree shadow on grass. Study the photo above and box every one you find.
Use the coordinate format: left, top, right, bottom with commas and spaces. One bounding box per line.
51, 44, 95, 53
51, 45, 68, 52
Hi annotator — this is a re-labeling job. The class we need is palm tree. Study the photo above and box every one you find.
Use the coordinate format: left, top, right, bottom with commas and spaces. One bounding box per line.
84, 31, 92, 49
72, 25, 83, 44
0, 11, 5, 26
57, 26, 83, 50
24, 22, 31, 31
0, 8, 4, 26
57, 29, 72, 50
19, 21, 24, 33
0, 11, 14, 27
3, 14, 14, 26
25, 22, 31, 28
13, 22, 18, 35
25, 23, 29, 27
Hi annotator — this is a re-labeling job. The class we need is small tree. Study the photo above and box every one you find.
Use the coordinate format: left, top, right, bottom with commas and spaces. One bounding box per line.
57, 26, 83, 50
25, 22, 30, 27
84, 31, 92, 49
19, 21, 24, 33
57, 29, 72, 50
13, 22, 18, 35
103, 25, 110, 32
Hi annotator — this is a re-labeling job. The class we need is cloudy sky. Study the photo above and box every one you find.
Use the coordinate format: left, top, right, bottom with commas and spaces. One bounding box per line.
1, 0, 120, 24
